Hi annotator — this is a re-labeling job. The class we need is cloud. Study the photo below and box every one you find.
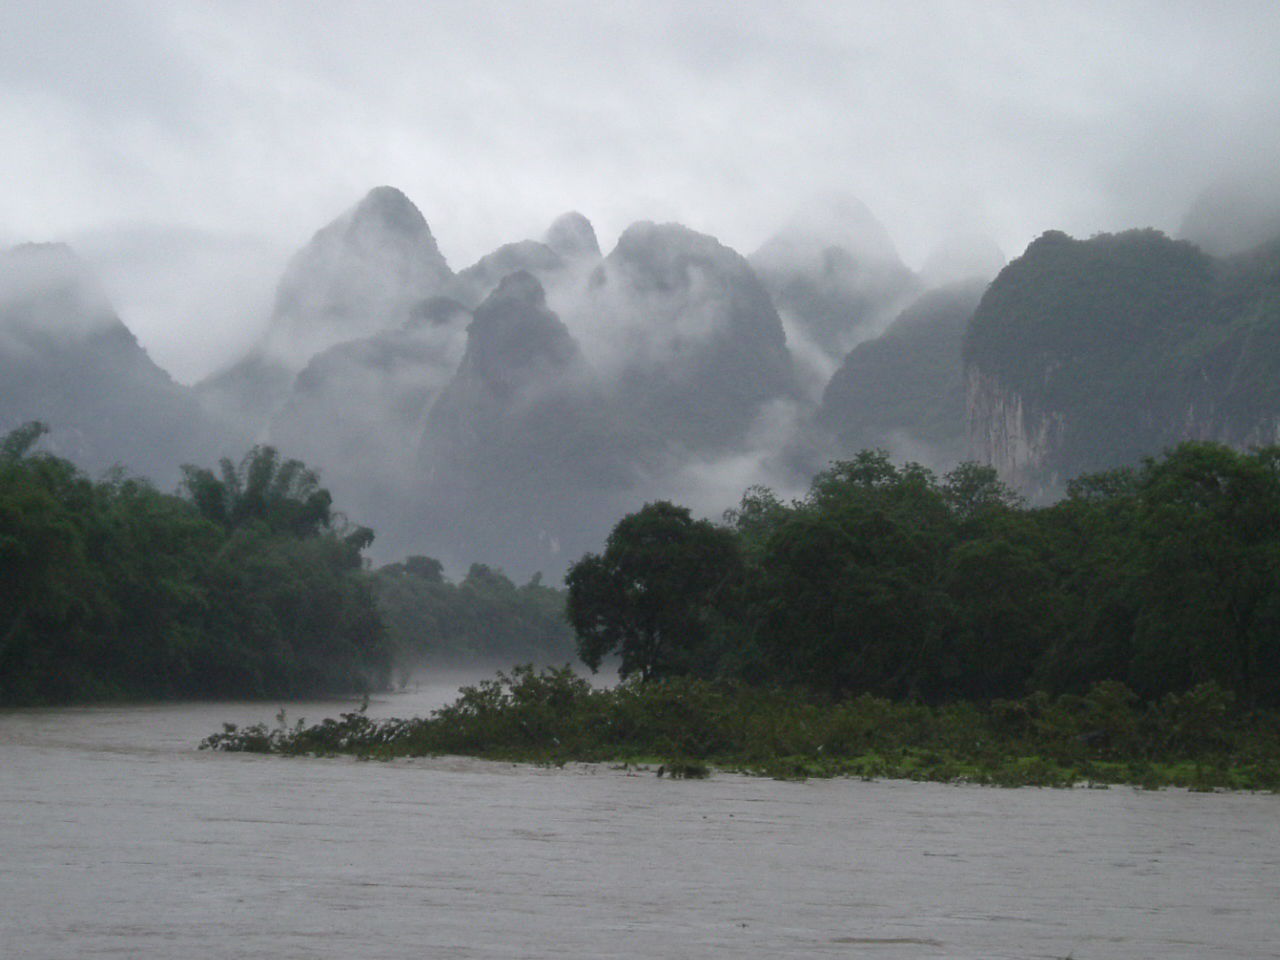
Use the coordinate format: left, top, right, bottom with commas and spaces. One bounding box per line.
4, 0, 1280, 379
71, 225, 287, 384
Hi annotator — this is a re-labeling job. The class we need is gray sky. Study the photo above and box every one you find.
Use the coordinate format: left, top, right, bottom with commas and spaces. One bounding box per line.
3, 0, 1279, 380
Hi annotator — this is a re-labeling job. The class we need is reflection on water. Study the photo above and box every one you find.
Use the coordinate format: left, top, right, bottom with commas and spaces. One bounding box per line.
2, 678, 1278, 960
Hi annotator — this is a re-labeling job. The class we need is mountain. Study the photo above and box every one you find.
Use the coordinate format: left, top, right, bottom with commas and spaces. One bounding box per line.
405, 221, 810, 573
818, 280, 985, 469
965, 228, 1280, 496
585, 221, 800, 455
750, 197, 920, 364
266, 185, 453, 362
449, 240, 566, 307
0, 243, 212, 484
416, 272, 640, 573
197, 186, 454, 440
268, 295, 471, 527
1179, 176, 1280, 258
544, 211, 601, 261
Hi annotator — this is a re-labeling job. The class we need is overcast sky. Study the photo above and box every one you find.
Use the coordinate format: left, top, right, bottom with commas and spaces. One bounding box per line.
3, 0, 1279, 380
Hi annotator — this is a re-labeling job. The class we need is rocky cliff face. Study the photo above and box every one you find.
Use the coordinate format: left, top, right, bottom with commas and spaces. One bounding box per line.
964, 228, 1280, 495
964, 365, 1067, 497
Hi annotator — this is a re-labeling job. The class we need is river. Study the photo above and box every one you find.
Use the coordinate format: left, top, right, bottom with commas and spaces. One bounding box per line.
2, 677, 1278, 960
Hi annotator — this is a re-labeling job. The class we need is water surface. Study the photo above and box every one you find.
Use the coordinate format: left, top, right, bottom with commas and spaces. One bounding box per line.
2, 680, 1278, 959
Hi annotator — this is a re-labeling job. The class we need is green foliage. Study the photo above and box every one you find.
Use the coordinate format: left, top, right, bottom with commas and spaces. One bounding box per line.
180, 445, 338, 538
1, 420, 50, 462
751, 452, 953, 697
566, 501, 743, 680
204, 667, 1280, 791
1129, 442, 1280, 704
371, 558, 576, 669
966, 229, 1280, 483
204, 437, 1280, 788
564, 442, 1280, 714
0, 423, 389, 704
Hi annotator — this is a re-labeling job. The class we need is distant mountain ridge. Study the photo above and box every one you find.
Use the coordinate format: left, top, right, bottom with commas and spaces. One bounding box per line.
191, 192, 828, 569
10, 182, 1280, 575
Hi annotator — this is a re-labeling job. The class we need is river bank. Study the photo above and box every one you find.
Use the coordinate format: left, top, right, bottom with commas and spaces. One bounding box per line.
202, 666, 1280, 790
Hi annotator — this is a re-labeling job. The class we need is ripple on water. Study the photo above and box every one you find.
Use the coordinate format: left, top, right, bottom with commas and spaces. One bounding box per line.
2, 693, 1279, 960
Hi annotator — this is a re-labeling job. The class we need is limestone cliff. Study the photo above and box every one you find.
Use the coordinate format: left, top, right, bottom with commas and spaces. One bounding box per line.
965, 228, 1280, 495
964, 365, 1067, 498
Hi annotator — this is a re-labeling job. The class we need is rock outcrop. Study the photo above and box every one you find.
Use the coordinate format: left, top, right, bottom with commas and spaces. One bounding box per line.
964, 228, 1280, 495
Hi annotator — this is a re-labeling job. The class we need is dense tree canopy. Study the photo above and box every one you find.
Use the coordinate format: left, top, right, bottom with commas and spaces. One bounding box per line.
10, 410, 1280, 713
568, 443, 1280, 708
0, 424, 390, 704
566, 501, 742, 680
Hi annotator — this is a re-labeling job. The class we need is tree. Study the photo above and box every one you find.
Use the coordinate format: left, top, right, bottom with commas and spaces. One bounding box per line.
750, 453, 953, 697
941, 461, 1022, 525
566, 501, 742, 680
0, 426, 391, 704
180, 446, 334, 538
1129, 442, 1280, 705
404, 555, 445, 582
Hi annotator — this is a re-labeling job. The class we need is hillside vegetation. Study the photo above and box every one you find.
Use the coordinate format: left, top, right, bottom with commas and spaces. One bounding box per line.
966, 229, 1280, 481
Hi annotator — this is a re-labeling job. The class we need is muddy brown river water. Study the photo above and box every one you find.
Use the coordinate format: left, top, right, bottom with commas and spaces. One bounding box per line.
2, 680, 1278, 959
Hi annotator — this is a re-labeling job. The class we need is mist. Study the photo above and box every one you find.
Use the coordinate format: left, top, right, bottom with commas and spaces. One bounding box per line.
72, 225, 287, 384
6, 1, 1280, 575
6, 2, 1280, 359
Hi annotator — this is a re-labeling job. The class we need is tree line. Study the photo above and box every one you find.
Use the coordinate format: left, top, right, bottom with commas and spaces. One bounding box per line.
372, 556, 576, 677
1, 421, 579, 705
567, 442, 1280, 708
1, 423, 391, 704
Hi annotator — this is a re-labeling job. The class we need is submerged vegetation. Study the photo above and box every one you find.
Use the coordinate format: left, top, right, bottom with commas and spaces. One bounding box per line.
202, 665, 1280, 790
